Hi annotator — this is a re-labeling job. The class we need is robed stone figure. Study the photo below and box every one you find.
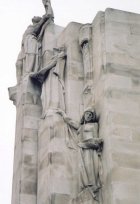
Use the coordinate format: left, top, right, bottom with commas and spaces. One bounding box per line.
31, 47, 80, 204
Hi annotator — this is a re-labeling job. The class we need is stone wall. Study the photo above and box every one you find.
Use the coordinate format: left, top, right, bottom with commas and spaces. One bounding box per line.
93, 8, 140, 204
9, 77, 42, 204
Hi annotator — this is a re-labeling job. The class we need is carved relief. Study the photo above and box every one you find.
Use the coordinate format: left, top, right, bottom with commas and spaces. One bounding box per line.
31, 47, 66, 117
77, 108, 103, 203
10, 2, 104, 204
79, 24, 103, 203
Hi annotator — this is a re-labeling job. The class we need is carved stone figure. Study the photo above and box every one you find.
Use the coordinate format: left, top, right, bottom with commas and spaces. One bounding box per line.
22, 17, 41, 74
37, 47, 66, 116
77, 108, 103, 203
79, 29, 99, 193
16, 16, 51, 83
31, 48, 80, 204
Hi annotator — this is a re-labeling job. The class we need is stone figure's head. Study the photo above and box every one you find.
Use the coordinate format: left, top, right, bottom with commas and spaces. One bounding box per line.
32, 16, 42, 24
81, 107, 97, 125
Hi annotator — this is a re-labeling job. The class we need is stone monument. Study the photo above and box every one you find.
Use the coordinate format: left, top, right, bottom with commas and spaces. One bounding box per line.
9, 1, 140, 204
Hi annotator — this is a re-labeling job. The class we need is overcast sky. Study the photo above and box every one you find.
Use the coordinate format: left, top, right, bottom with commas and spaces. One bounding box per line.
1, 0, 140, 203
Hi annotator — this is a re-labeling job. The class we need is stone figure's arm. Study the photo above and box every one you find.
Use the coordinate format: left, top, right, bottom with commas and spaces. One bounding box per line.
56, 110, 79, 130
64, 116, 79, 130
30, 57, 57, 83
32, 15, 51, 37
37, 16, 53, 41
37, 21, 48, 41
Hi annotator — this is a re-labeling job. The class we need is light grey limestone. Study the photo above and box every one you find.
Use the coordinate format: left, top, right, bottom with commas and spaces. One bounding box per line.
9, 3, 140, 204
93, 8, 140, 204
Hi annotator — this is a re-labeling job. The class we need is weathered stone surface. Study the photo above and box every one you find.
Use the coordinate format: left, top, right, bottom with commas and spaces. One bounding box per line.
20, 194, 36, 204
9, 4, 140, 204
94, 8, 140, 204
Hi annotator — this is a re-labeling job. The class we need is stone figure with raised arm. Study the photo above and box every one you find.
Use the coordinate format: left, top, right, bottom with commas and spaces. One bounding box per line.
16, 15, 51, 83
37, 0, 54, 41
16, 16, 40, 83
15, 0, 55, 84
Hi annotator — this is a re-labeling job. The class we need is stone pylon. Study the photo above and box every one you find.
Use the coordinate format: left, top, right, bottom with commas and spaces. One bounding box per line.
9, 5, 140, 204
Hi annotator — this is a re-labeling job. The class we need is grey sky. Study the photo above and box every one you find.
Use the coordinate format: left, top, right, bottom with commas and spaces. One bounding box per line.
1, 0, 140, 203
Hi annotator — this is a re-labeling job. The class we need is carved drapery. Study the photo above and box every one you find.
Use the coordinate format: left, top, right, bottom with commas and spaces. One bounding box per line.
77, 109, 103, 203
